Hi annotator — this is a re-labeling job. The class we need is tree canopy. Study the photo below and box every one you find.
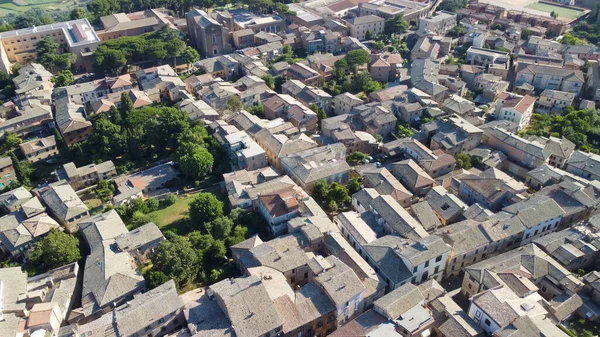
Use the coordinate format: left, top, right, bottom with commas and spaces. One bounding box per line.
455, 152, 473, 170
438, 0, 468, 12
345, 49, 371, 68
150, 236, 199, 286
36, 37, 76, 72
11, 9, 54, 29
521, 108, 600, 153
189, 193, 224, 227
560, 32, 588, 46
93, 27, 186, 75
384, 14, 409, 35
226, 96, 243, 113
28, 229, 81, 270
52, 70, 75, 87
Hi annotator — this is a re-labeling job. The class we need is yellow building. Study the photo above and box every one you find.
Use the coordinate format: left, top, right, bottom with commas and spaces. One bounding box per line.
0, 19, 100, 73
96, 9, 177, 42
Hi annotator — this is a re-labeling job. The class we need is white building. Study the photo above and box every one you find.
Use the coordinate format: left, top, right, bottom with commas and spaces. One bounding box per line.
466, 47, 510, 67
493, 92, 535, 130
417, 10, 456, 36
345, 15, 385, 41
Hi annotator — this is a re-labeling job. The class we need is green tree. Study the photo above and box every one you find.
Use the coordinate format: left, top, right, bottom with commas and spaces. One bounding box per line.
328, 182, 350, 204
351, 72, 373, 93
130, 211, 155, 229
87, 0, 119, 20
70, 8, 89, 20
384, 14, 409, 35
0, 133, 22, 156
162, 193, 178, 207
182, 46, 199, 68
312, 180, 330, 204
36, 37, 60, 71
0, 70, 13, 97
227, 225, 248, 246
156, 107, 189, 152
261, 74, 275, 89
328, 200, 338, 212
88, 115, 125, 158
94, 48, 127, 76
54, 53, 77, 70
51, 70, 75, 87
348, 178, 361, 194
210, 216, 233, 240
120, 91, 134, 118
145, 198, 159, 212
226, 95, 243, 113
521, 28, 534, 41
209, 268, 225, 283
247, 102, 265, 117
347, 151, 368, 164
397, 124, 414, 138
438, 0, 468, 12
203, 239, 226, 266
334, 57, 348, 80
13, 9, 54, 29
154, 27, 186, 66
550, 10, 558, 19
345, 49, 370, 69
144, 271, 170, 290
189, 231, 213, 251
365, 30, 374, 40
177, 145, 213, 179
189, 192, 224, 227
54, 128, 65, 150
28, 229, 81, 269
10, 152, 30, 186
317, 108, 327, 128
455, 152, 472, 169
95, 179, 113, 201
363, 80, 382, 95
448, 25, 466, 37
374, 41, 385, 51
150, 236, 199, 286
560, 32, 588, 46
0, 23, 14, 32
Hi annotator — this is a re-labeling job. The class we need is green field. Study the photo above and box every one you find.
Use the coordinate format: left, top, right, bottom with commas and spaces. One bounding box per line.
525, 2, 585, 19
147, 193, 199, 235
0, 0, 85, 18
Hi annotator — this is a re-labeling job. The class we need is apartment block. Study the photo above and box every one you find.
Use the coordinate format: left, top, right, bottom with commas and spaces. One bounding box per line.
345, 15, 384, 41
19, 135, 58, 163
59, 160, 117, 190
493, 92, 535, 130
0, 19, 100, 73
417, 10, 457, 36
465, 47, 509, 67
515, 63, 585, 96
96, 9, 176, 41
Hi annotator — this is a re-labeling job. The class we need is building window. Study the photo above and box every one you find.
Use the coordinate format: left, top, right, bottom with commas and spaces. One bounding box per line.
484, 318, 491, 326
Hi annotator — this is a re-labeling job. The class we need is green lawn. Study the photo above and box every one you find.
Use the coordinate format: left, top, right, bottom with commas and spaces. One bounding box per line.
0, 0, 86, 18
525, 2, 585, 19
147, 193, 199, 235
